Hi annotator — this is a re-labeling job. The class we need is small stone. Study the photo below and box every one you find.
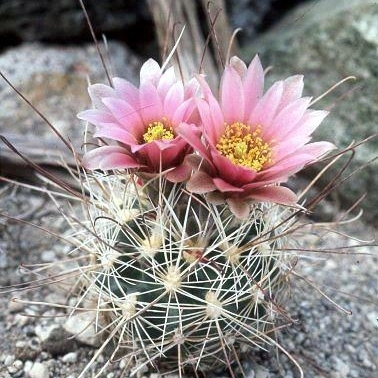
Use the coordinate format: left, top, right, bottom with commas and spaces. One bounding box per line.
366, 312, 377, 328
62, 352, 78, 364
63, 311, 101, 347
23, 360, 33, 374
35, 324, 59, 342
41, 327, 76, 356
29, 362, 49, 378
255, 366, 269, 378
13, 313, 29, 327
7, 299, 25, 313
7, 359, 23, 374
4, 355, 15, 366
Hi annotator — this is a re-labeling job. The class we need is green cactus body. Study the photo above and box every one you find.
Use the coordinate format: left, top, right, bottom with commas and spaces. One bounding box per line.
82, 172, 294, 375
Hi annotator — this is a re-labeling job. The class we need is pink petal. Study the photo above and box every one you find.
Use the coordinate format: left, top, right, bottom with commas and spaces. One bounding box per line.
102, 97, 144, 136
88, 84, 116, 110
112, 77, 140, 109
246, 186, 297, 205
285, 110, 329, 139
165, 163, 192, 183
82, 146, 142, 170
277, 75, 304, 112
264, 97, 312, 140
273, 136, 311, 162
196, 98, 223, 145
226, 197, 250, 219
242, 55, 264, 120
220, 65, 245, 123
139, 82, 163, 124
195, 74, 214, 100
163, 81, 184, 116
211, 152, 257, 185
186, 171, 217, 193
213, 178, 244, 193
157, 67, 177, 97
299, 141, 336, 160
172, 99, 196, 125
258, 153, 315, 181
140, 59, 161, 86
94, 123, 137, 145
230, 56, 247, 78
184, 77, 200, 99
77, 109, 115, 125
176, 123, 210, 163
248, 81, 284, 127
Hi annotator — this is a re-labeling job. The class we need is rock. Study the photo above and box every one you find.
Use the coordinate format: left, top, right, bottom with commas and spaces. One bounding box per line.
0, 41, 140, 181
63, 311, 101, 347
243, 0, 378, 224
7, 298, 25, 313
28, 362, 49, 378
7, 359, 23, 374
0, 0, 153, 52
62, 351, 78, 363
41, 326, 77, 356
226, 0, 310, 43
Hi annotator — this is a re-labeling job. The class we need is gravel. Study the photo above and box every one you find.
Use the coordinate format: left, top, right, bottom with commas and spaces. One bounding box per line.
0, 185, 376, 378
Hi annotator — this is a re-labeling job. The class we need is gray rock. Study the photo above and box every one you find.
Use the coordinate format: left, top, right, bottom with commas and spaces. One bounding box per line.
63, 311, 101, 347
243, 0, 378, 224
28, 362, 49, 378
0, 0, 151, 48
0, 41, 140, 181
41, 326, 77, 356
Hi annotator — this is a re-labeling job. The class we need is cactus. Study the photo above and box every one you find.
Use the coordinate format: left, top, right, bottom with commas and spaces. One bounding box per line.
76, 170, 297, 376
61, 52, 339, 377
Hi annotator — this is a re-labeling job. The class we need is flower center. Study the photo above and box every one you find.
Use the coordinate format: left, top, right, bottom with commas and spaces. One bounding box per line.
143, 118, 174, 143
216, 122, 272, 171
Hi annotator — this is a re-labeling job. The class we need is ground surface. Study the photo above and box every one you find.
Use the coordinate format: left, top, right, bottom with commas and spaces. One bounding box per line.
0, 183, 376, 378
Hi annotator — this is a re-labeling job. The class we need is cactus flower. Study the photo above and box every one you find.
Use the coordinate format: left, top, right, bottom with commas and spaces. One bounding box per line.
78, 59, 198, 182
178, 55, 335, 217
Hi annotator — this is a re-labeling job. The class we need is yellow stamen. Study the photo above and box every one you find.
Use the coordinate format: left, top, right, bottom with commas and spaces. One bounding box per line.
216, 122, 272, 171
143, 118, 174, 143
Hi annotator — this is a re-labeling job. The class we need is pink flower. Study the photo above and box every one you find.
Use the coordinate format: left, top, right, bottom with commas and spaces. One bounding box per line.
177, 55, 335, 217
78, 59, 198, 182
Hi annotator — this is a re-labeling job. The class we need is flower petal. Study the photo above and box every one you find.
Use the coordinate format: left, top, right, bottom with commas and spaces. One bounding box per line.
286, 110, 329, 139
172, 99, 196, 125
88, 84, 116, 110
246, 186, 297, 205
77, 109, 115, 125
140, 59, 161, 86
227, 197, 251, 219
230, 56, 247, 78
139, 82, 163, 124
248, 81, 284, 127
264, 97, 312, 140
94, 123, 137, 145
196, 98, 224, 145
220, 65, 245, 123
113, 77, 140, 109
102, 97, 144, 136
157, 66, 177, 98
278, 75, 304, 111
165, 162, 192, 182
187, 171, 217, 193
211, 152, 258, 185
164, 81, 184, 117
213, 178, 244, 193
242, 55, 264, 120
82, 146, 142, 170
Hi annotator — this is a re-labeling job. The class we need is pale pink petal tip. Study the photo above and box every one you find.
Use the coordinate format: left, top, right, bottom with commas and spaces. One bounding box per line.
82, 146, 141, 171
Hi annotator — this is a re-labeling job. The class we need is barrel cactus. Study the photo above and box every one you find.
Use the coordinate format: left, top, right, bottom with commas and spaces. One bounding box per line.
67, 54, 334, 377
